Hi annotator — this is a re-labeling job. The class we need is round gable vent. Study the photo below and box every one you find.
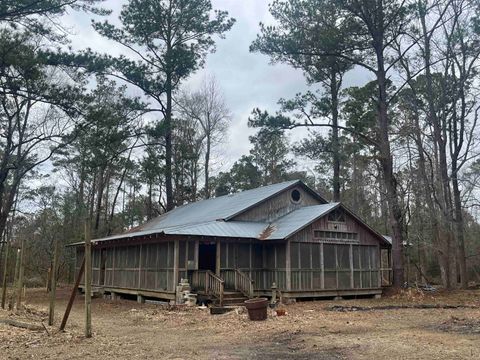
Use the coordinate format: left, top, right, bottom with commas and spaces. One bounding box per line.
291, 189, 301, 203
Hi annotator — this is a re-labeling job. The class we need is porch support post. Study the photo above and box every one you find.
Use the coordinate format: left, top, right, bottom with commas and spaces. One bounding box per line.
349, 244, 354, 289
286, 240, 291, 291
173, 240, 179, 288
320, 243, 324, 289
215, 239, 221, 276
194, 239, 199, 269
138, 244, 142, 288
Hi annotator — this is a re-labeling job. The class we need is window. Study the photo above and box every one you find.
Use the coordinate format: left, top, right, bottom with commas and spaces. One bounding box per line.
313, 230, 358, 243
290, 189, 301, 203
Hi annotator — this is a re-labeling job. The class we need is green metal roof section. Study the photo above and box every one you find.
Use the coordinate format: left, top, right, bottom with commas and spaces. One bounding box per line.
69, 180, 388, 247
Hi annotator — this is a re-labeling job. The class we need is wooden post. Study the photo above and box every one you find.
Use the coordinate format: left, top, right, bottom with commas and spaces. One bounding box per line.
285, 240, 291, 291
349, 244, 354, 289
13, 248, 20, 291
173, 240, 179, 290
48, 237, 59, 325
1, 240, 9, 309
84, 221, 92, 338
194, 239, 199, 269
15, 238, 25, 310
320, 243, 324, 289
215, 240, 221, 276
46, 267, 51, 292
138, 244, 142, 288
59, 256, 85, 331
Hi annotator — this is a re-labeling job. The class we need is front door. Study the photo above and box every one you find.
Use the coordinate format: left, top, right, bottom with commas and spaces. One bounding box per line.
198, 243, 216, 273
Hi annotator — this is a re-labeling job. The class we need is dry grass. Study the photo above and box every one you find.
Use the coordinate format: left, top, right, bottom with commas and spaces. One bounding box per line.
0, 287, 479, 359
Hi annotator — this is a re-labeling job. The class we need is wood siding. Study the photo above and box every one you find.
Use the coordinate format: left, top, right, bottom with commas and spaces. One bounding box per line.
74, 206, 387, 297
218, 241, 287, 291
288, 207, 382, 291
77, 240, 177, 292
234, 185, 322, 222
289, 208, 381, 246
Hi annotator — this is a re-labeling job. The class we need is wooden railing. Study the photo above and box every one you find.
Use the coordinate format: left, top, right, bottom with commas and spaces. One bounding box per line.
234, 269, 254, 298
221, 269, 255, 297
205, 271, 224, 306
190, 270, 225, 306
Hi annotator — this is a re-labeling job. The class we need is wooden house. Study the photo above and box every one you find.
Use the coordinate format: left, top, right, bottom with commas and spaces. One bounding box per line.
73, 180, 392, 304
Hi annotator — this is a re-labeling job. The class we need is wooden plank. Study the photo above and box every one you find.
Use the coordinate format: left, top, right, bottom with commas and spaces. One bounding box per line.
1, 240, 9, 309
215, 240, 221, 276
59, 256, 85, 331
48, 236, 59, 325
173, 240, 179, 290
349, 244, 354, 289
320, 243, 325, 289
84, 221, 92, 338
138, 244, 143, 288
285, 240, 291, 291
194, 239, 199, 270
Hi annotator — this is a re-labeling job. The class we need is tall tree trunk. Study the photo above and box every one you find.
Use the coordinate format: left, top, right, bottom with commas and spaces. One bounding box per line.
94, 168, 105, 237
1, 239, 9, 309
452, 173, 467, 288
48, 236, 59, 325
375, 39, 405, 287
84, 220, 92, 338
204, 133, 211, 199
420, 8, 456, 288
330, 70, 341, 202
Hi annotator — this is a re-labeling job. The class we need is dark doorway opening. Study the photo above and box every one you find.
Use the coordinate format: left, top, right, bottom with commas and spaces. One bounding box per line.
198, 243, 216, 272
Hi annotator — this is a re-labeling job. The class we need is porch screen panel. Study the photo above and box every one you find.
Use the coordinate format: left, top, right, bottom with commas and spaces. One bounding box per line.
312, 243, 322, 289
105, 248, 114, 286
220, 243, 227, 268
275, 244, 287, 288
352, 245, 380, 288
92, 249, 100, 286
237, 243, 250, 269
76, 247, 85, 284
290, 242, 300, 290
179, 240, 186, 269
361, 246, 371, 288
299, 243, 312, 289
250, 244, 264, 289
187, 240, 195, 269
323, 244, 336, 289
227, 243, 235, 268
370, 246, 380, 287
140, 243, 157, 290
155, 241, 174, 291
336, 245, 351, 289
353, 245, 361, 288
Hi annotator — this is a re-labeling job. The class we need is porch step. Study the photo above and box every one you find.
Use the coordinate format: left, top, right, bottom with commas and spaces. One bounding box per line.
222, 297, 249, 306
219, 291, 249, 306
223, 291, 246, 299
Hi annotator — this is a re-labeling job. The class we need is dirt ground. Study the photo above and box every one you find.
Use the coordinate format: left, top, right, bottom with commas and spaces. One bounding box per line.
1, 287, 480, 359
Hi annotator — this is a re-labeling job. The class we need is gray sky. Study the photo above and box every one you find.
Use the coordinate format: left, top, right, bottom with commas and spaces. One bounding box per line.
62, 0, 372, 173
